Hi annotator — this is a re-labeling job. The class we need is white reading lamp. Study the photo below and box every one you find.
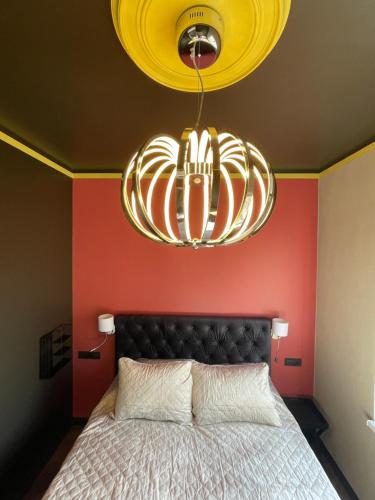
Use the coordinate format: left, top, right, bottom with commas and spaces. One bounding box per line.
272, 318, 288, 363
90, 314, 116, 352
98, 314, 116, 334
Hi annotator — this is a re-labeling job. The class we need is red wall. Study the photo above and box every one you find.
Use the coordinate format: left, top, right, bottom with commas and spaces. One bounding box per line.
73, 179, 318, 417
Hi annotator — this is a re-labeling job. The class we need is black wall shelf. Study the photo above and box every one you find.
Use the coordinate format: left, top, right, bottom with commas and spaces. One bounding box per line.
40, 324, 72, 379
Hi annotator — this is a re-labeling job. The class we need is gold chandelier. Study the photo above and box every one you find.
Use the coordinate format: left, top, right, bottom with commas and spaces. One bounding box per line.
122, 128, 276, 248
114, 2, 288, 247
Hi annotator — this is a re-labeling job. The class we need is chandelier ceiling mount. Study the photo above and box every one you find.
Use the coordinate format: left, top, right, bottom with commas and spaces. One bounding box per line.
111, 0, 291, 92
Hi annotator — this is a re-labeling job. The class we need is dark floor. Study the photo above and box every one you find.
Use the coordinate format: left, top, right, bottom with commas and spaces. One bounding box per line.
23, 426, 358, 500
309, 439, 358, 500
23, 426, 82, 500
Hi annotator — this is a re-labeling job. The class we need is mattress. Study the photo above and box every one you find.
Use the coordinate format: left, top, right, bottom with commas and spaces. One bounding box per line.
43, 380, 339, 500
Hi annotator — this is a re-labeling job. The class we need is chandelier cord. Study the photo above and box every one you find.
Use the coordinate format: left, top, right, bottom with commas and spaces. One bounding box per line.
191, 40, 205, 130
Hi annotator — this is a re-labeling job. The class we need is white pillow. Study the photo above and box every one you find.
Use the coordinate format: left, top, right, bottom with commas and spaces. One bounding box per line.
137, 358, 197, 364
192, 362, 282, 426
115, 357, 193, 424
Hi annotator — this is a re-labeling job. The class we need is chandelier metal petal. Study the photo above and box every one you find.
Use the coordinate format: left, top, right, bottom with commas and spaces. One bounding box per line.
121, 128, 276, 248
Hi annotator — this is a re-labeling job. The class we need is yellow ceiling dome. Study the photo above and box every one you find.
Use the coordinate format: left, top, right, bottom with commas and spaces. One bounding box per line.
111, 0, 291, 92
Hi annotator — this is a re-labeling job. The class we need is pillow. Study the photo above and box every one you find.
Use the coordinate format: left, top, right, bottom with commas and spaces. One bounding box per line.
192, 362, 282, 426
115, 357, 193, 424
137, 358, 197, 364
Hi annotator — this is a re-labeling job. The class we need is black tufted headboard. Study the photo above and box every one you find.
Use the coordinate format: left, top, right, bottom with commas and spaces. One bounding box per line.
115, 315, 272, 369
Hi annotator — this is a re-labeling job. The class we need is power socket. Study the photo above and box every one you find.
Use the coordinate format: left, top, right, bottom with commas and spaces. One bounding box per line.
78, 351, 100, 360
284, 357, 302, 367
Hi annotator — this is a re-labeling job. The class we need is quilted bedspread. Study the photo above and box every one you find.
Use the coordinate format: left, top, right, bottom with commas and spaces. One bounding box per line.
43, 381, 339, 499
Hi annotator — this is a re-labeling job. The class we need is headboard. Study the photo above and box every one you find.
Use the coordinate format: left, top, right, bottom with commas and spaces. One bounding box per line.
115, 314, 272, 368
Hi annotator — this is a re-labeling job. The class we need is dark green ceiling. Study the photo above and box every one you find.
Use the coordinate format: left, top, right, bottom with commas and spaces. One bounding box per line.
0, 0, 374, 174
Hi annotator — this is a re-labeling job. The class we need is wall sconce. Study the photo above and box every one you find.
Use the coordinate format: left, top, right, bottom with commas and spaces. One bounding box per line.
90, 314, 116, 352
272, 318, 288, 339
98, 314, 116, 335
272, 318, 288, 363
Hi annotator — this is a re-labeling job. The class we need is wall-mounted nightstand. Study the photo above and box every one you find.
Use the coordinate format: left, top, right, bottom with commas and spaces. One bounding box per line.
283, 397, 328, 441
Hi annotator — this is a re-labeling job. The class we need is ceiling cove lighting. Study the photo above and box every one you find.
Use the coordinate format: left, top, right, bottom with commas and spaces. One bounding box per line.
113, 2, 288, 247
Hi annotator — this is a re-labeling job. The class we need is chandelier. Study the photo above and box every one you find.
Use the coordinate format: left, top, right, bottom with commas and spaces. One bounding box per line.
114, 2, 288, 247
122, 129, 275, 248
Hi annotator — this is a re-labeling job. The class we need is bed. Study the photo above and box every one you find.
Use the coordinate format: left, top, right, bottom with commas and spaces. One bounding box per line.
43, 315, 339, 499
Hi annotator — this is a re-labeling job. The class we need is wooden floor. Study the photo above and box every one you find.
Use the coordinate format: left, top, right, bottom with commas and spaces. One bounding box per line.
24, 426, 358, 500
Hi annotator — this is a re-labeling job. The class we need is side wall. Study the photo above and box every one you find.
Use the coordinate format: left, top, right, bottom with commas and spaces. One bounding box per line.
315, 150, 375, 500
0, 142, 72, 472
73, 178, 318, 417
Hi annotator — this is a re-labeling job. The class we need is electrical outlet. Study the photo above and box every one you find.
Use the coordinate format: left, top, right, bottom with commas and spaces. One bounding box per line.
78, 351, 100, 360
284, 357, 302, 367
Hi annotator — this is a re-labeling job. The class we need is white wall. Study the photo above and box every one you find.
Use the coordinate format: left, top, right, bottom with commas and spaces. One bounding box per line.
315, 147, 375, 500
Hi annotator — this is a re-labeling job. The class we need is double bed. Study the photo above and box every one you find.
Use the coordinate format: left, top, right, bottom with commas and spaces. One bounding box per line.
44, 315, 339, 499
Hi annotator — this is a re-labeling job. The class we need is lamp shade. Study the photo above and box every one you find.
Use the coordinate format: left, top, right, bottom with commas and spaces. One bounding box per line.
98, 314, 115, 334
272, 318, 288, 338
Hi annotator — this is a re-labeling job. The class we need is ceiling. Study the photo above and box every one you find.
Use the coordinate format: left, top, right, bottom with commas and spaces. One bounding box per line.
0, 0, 374, 174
